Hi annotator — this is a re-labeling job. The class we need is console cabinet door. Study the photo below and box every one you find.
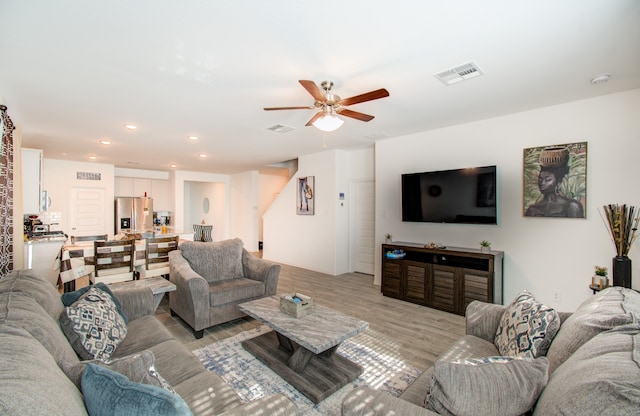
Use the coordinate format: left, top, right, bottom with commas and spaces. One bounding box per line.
382, 259, 403, 299
432, 265, 459, 314
462, 269, 490, 312
405, 261, 429, 305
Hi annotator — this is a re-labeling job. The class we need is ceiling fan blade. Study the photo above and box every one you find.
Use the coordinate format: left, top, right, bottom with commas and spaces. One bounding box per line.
339, 88, 389, 106
299, 80, 326, 102
263, 106, 314, 111
305, 112, 324, 126
336, 108, 375, 122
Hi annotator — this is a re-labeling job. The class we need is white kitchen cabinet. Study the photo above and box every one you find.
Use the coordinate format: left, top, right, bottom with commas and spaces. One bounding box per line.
115, 177, 171, 211
115, 177, 134, 197
133, 179, 152, 197
22, 148, 43, 215
24, 240, 66, 286
151, 179, 171, 211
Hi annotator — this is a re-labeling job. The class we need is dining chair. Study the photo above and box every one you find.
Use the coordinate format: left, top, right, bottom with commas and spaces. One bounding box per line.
91, 239, 136, 285
139, 235, 179, 279
71, 234, 108, 244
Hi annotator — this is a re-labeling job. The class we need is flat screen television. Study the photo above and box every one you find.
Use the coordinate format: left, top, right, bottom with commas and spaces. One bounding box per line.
401, 165, 497, 224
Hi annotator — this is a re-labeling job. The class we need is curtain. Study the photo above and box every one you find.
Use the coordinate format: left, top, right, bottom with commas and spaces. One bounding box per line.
0, 105, 15, 277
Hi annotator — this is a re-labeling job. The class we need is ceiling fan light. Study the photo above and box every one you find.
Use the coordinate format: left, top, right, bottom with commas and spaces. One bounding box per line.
312, 114, 344, 132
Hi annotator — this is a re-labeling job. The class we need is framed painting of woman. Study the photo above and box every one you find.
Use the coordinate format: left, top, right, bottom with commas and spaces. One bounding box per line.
523, 142, 587, 218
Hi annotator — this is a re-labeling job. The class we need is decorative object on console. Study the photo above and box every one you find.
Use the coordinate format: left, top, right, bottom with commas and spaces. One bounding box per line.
523, 142, 587, 218
385, 249, 405, 259
591, 265, 609, 289
385, 233, 392, 243
480, 240, 491, 252
601, 203, 638, 288
424, 242, 445, 249
296, 176, 315, 215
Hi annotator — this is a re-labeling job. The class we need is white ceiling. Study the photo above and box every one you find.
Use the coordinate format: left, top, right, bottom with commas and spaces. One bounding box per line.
1, 1, 639, 174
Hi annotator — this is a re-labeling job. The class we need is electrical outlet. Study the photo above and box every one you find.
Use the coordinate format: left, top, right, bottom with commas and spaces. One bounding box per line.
552, 290, 562, 303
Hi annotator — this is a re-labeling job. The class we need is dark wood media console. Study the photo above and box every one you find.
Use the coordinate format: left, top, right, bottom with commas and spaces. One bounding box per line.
382, 242, 503, 315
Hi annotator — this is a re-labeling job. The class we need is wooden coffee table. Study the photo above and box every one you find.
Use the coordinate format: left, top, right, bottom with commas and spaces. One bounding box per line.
238, 296, 368, 404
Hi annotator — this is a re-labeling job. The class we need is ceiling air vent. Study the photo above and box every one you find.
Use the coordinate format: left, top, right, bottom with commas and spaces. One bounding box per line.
267, 124, 295, 133
434, 61, 484, 86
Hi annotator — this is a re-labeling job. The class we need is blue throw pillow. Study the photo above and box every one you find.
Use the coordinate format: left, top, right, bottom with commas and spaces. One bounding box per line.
81, 364, 193, 416
61, 283, 128, 323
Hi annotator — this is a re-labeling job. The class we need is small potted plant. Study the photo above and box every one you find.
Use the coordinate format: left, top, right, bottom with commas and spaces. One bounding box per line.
592, 265, 609, 289
480, 240, 491, 252
385, 233, 393, 244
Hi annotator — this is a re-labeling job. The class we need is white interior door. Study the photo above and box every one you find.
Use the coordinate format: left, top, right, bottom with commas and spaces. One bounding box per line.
351, 180, 375, 275
69, 187, 106, 237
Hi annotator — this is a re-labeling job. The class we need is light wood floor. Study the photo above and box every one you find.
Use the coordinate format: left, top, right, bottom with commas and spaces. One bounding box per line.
155, 261, 466, 371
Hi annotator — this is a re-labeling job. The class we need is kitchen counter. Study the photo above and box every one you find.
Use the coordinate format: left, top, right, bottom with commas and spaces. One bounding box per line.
122, 229, 194, 241
24, 238, 67, 287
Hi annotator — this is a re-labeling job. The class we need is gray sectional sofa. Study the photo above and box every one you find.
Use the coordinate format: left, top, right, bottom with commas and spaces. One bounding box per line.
342, 287, 640, 415
0, 269, 297, 415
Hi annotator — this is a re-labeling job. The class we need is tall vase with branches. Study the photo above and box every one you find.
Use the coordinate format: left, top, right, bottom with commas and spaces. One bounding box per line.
601, 204, 640, 288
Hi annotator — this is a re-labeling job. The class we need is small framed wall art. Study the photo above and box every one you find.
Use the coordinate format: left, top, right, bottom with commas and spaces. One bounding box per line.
297, 176, 315, 215
523, 141, 587, 218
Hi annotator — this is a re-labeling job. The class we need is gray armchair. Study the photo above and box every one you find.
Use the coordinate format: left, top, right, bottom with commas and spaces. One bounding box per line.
168, 238, 280, 339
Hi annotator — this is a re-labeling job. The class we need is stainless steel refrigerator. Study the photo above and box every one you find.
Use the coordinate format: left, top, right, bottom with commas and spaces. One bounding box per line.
114, 197, 153, 234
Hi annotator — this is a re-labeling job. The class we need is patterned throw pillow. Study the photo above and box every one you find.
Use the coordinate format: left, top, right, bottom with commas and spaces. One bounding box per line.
60, 286, 128, 360
425, 355, 549, 416
494, 290, 560, 358
61, 282, 128, 323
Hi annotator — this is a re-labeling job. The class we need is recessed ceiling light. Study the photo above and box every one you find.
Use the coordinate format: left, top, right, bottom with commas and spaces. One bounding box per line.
169, 163, 177, 168
591, 74, 611, 84
188, 136, 198, 141
99, 139, 111, 145
199, 154, 207, 159
88, 155, 97, 160
124, 124, 137, 130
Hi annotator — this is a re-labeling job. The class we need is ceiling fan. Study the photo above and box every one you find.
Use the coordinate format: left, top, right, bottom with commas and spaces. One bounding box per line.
264, 80, 390, 132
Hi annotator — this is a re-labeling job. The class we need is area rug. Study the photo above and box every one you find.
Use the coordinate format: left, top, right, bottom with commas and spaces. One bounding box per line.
193, 325, 421, 415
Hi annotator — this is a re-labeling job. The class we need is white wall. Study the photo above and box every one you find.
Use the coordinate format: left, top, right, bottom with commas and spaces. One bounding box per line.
258, 172, 289, 243
264, 150, 349, 275
172, 170, 230, 239
42, 159, 115, 237
334, 151, 350, 273
375, 88, 640, 311
231, 171, 259, 251
185, 181, 226, 241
